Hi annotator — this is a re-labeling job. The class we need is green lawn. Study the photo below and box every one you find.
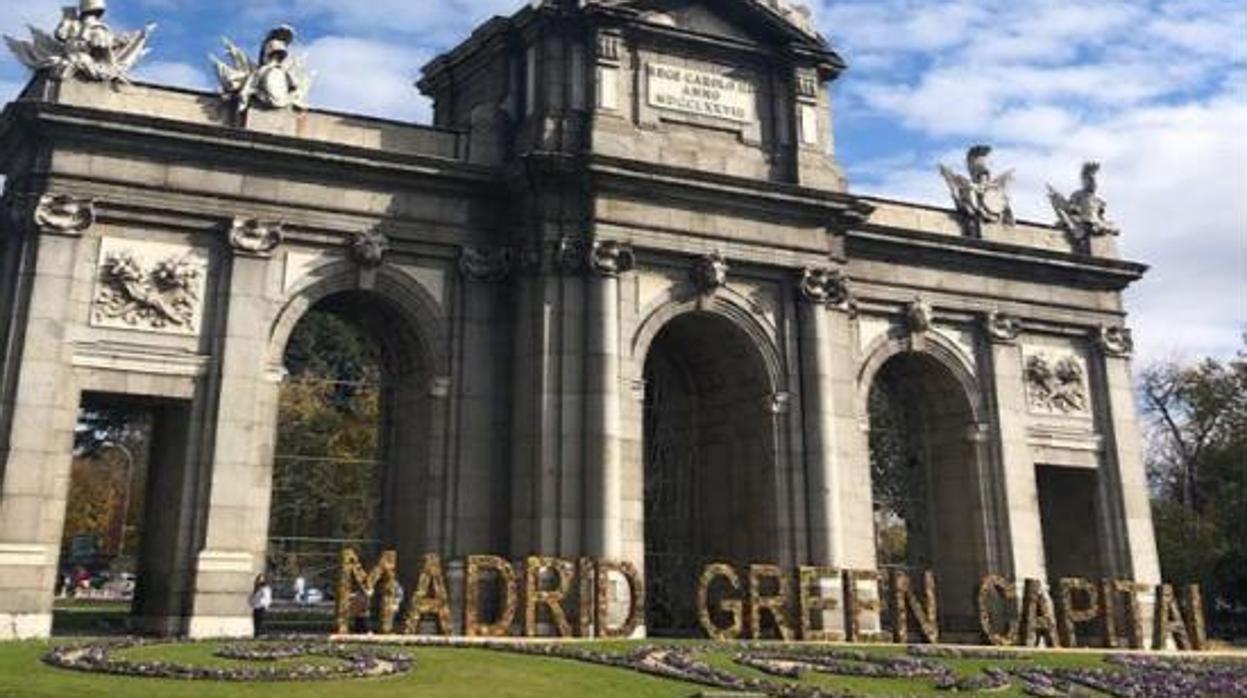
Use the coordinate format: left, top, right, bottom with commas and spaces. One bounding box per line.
1, 637, 1241, 697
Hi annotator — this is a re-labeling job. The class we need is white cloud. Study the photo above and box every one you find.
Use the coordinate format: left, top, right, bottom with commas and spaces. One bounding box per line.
822, 0, 1247, 363
301, 36, 432, 123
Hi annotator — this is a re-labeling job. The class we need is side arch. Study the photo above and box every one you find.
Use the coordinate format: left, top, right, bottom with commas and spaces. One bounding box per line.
856, 330, 985, 423
269, 261, 450, 380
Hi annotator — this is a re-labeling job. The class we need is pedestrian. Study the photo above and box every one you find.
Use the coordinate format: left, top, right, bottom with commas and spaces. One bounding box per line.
250, 573, 273, 636
294, 575, 306, 605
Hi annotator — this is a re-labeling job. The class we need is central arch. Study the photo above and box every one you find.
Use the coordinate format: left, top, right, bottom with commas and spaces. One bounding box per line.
864, 343, 991, 632
640, 309, 781, 636
264, 266, 448, 612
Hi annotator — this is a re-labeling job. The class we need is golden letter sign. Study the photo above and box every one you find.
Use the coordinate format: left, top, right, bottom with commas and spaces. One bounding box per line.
646, 63, 757, 124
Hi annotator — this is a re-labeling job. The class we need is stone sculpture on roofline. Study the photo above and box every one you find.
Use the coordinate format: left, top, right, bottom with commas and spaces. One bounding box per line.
1048, 161, 1121, 251
940, 145, 1016, 237
3, 0, 154, 84
213, 25, 313, 114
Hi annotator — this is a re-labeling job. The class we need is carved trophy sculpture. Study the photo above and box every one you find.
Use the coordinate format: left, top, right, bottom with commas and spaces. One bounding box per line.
940, 145, 1016, 236
213, 25, 312, 114
1048, 162, 1120, 250
4, 0, 154, 83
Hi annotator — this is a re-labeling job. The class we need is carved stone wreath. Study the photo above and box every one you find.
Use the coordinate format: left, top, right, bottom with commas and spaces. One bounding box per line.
93, 249, 204, 334
1096, 326, 1134, 358
985, 311, 1022, 344
1024, 351, 1089, 415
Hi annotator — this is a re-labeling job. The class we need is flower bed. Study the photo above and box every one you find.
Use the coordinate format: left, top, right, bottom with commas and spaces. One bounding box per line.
43, 639, 413, 682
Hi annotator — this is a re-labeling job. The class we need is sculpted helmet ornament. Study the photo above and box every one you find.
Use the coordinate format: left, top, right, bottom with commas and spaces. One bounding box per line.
1096, 325, 1135, 358
33, 194, 96, 235
228, 218, 284, 256
4, 0, 155, 83
985, 311, 1022, 344
588, 240, 635, 277
798, 267, 854, 313
351, 230, 389, 268
1048, 162, 1120, 245
213, 25, 313, 114
940, 145, 1016, 235
459, 246, 512, 283
691, 252, 729, 292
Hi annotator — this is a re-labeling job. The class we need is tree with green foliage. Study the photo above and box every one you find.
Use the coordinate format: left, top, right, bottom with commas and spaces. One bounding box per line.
1140, 336, 1247, 637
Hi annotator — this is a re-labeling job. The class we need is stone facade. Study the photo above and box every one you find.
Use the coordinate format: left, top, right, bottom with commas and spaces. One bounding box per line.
0, 0, 1159, 640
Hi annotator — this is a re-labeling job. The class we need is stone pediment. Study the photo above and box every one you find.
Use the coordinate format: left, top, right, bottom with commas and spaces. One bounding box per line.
589, 0, 829, 51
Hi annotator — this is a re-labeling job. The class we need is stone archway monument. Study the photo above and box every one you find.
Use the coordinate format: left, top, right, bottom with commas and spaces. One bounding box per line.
0, 0, 1159, 641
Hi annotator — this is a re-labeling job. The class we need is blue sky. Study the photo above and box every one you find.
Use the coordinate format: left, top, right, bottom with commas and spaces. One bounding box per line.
2, 0, 1244, 364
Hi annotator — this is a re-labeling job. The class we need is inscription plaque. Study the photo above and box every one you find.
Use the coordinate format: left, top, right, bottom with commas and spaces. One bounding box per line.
646, 63, 757, 124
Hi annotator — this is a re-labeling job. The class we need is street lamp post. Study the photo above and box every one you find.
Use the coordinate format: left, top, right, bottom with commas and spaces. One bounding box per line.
100, 441, 135, 558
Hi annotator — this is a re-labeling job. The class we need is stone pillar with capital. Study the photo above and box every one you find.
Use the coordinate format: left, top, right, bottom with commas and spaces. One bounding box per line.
1092, 326, 1161, 585
187, 220, 285, 639
584, 240, 634, 562
980, 312, 1048, 583
0, 194, 95, 640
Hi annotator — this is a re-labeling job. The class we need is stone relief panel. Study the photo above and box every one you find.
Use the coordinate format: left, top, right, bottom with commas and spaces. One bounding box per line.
1021, 345, 1091, 417
91, 238, 209, 336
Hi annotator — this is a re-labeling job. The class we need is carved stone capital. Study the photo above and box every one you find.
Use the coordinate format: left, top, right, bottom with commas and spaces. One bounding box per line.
459, 246, 512, 283
588, 240, 635, 277
798, 267, 854, 313
228, 217, 283, 257
691, 252, 729, 292
350, 230, 389, 268
1096, 325, 1134, 358
33, 194, 95, 237
984, 311, 1022, 344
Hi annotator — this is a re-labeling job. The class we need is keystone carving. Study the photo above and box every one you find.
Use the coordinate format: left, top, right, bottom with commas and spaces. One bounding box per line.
798, 267, 854, 313
940, 145, 1016, 236
905, 298, 934, 335
4, 0, 154, 84
588, 240, 635, 277
93, 249, 203, 332
985, 311, 1022, 344
1096, 326, 1134, 358
459, 246, 512, 282
691, 252, 729, 292
1048, 162, 1120, 244
351, 230, 389, 268
214, 25, 313, 114
228, 217, 283, 256
1024, 351, 1089, 415
33, 194, 95, 236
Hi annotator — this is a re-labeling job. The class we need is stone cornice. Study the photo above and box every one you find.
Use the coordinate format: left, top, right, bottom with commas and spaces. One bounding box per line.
587, 154, 873, 225
846, 227, 1148, 291
0, 101, 494, 190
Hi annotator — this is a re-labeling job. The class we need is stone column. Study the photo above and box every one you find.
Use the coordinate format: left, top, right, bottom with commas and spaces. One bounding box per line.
1093, 327, 1161, 584
187, 222, 283, 639
0, 195, 94, 640
982, 313, 1047, 581
797, 268, 849, 566
584, 241, 633, 561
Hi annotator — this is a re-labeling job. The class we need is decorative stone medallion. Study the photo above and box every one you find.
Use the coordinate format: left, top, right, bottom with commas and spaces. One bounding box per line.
33, 194, 96, 236
985, 311, 1022, 344
228, 217, 283, 256
459, 246, 512, 282
91, 238, 208, 336
1022, 346, 1090, 417
1096, 325, 1134, 358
